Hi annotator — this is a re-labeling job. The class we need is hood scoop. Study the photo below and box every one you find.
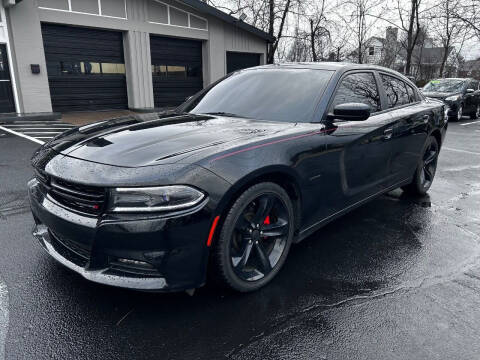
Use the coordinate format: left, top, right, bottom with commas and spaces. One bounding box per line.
155, 140, 227, 161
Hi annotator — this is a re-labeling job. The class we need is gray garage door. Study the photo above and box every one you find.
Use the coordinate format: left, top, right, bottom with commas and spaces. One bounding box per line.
42, 23, 128, 112
150, 35, 203, 108
226, 52, 261, 74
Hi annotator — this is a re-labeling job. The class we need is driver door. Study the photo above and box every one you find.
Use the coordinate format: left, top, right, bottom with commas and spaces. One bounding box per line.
320, 71, 393, 214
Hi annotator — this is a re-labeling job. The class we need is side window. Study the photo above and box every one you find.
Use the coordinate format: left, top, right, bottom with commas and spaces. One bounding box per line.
331, 72, 381, 113
382, 74, 410, 108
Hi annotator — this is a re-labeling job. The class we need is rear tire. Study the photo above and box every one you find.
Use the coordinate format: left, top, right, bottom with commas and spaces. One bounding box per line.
212, 182, 295, 292
402, 136, 439, 196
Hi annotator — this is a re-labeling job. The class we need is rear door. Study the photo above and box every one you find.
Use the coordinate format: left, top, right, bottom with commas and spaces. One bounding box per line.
380, 73, 429, 184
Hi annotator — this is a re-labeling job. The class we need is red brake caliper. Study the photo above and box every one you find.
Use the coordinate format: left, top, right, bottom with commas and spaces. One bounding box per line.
263, 215, 270, 225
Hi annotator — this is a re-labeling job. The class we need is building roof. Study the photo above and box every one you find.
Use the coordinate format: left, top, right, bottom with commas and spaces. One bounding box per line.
461, 59, 480, 71
414, 47, 448, 65
180, 0, 275, 43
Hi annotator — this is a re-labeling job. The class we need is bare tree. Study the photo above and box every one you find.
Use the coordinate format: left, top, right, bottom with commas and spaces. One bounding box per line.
306, 0, 331, 61
336, 0, 386, 64
451, 0, 480, 40
207, 0, 300, 63
429, 0, 469, 77
398, 0, 422, 75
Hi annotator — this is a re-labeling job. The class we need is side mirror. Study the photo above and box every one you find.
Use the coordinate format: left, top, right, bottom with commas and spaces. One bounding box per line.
330, 103, 371, 121
466, 88, 475, 94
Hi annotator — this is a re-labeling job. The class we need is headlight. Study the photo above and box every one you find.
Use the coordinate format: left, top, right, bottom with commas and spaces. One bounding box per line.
109, 185, 205, 213
445, 94, 461, 101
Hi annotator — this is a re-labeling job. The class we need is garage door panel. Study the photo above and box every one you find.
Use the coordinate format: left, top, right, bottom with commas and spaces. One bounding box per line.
150, 35, 203, 108
42, 23, 127, 112
226, 52, 261, 74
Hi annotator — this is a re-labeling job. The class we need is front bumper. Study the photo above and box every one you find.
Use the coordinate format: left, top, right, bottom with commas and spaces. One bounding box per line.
443, 100, 460, 117
28, 178, 213, 292
33, 224, 168, 290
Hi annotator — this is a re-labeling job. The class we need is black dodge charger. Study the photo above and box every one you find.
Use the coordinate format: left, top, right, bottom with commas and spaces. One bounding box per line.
29, 63, 447, 293
422, 78, 480, 121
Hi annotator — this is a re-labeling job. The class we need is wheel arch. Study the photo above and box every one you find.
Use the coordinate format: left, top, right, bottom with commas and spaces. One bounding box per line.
210, 165, 303, 247
430, 128, 442, 148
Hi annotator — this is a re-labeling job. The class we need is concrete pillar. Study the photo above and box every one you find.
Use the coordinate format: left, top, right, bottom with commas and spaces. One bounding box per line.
124, 30, 154, 110
205, 18, 225, 84
6, 0, 52, 113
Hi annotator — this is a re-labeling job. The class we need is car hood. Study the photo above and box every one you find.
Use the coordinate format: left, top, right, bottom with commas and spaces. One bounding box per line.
44, 113, 297, 167
422, 91, 461, 100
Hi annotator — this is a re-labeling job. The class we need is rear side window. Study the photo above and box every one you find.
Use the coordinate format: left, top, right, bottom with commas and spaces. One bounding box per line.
382, 74, 410, 108
331, 72, 381, 113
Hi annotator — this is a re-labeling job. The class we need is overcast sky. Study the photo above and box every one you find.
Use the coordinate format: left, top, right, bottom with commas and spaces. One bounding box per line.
211, 0, 480, 60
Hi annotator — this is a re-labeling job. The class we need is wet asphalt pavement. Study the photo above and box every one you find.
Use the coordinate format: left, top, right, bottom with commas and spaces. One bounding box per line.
0, 120, 479, 359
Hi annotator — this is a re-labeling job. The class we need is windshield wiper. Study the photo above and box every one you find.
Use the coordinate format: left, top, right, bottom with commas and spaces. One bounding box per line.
202, 112, 246, 118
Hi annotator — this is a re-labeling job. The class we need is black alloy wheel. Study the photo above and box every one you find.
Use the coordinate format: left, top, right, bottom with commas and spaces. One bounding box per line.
213, 182, 294, 292
419, 139, 438, 189
456, 104, 463, 121
402, 136, 439, 195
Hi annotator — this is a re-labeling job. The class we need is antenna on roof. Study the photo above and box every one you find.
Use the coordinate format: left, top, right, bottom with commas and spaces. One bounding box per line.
239, 13, 247, 21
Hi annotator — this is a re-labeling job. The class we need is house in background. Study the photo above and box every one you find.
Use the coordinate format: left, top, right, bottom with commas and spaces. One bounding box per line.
459, 58, 480, 79
348, 26, 455, 82
0, 0, 273, 118
409, 46, 456, 82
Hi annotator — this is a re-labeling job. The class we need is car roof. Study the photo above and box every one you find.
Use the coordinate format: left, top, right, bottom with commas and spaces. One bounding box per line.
250, 62, 413, 83
431, 78, 471, 81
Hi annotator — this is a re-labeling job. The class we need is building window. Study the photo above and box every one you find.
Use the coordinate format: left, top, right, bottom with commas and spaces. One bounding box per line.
190, 15, 208, 30
38, 0, 127, 19
58, 61, 125, 75
147, 0, 208, 31
152, 64, 201, 78
369, 47, 375, 56
101, 63, 126, 74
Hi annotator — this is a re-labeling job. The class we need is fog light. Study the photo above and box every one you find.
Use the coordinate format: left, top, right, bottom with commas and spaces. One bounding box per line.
117, 258, 150, 267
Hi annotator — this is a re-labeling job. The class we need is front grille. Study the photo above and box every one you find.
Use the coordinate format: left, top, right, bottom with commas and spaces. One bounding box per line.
49, 177, 106, 215
48, 230, 90, 267
35, 169, 106, 215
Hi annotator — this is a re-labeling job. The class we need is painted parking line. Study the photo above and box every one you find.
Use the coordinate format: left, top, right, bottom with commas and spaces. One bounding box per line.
0, 279, 8, 360
460, 120, 480, 126
1, 127, 73, 130
0, 125, 45, 145
443, 147, 480, 156
22, 132, 63, 135
0, 120, 76, 143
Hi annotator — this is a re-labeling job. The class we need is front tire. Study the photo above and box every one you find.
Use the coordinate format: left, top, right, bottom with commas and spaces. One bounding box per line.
470, 105, 480, 120
402, 136, 439, 196
213, 182, 295, 292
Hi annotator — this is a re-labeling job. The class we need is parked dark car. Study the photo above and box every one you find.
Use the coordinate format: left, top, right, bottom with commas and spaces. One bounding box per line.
29, 63, 447, 293
422, 78, 480, 121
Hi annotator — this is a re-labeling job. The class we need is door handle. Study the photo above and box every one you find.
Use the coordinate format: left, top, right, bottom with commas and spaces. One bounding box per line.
383, 128, 393, 140
423, 114, 430, 123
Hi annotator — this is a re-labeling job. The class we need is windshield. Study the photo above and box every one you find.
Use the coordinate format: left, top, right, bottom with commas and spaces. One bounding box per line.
183, 68, 334, 123
423, 79, 466, 93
